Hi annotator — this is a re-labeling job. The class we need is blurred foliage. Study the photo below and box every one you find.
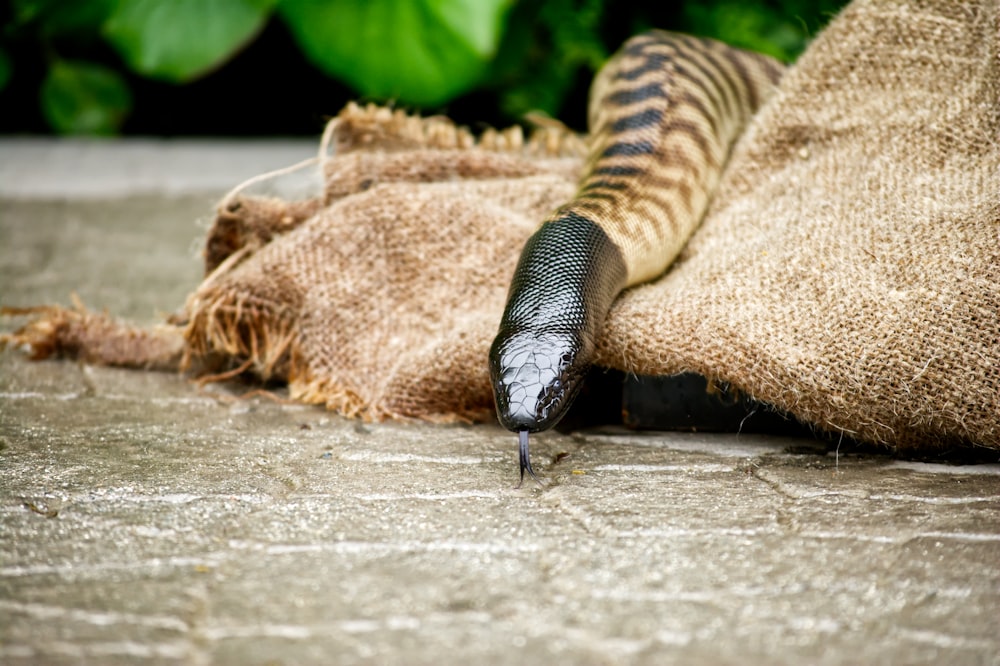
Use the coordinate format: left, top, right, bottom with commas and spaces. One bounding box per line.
280, 0, 513, 107
0, 47, 10, 91
40, 59, 131, 134
488, 0, 609, 123
0, 0, 849, 136
103, 0, 276, 82
681, 1, 829, 61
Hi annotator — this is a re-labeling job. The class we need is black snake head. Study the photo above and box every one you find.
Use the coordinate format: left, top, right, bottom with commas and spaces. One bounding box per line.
490, 327, 594, 487
489, 212, 626, 436
489, 212, 627, 483
489, 328, 591, 433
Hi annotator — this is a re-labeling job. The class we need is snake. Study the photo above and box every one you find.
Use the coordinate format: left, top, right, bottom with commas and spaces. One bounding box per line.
488, 31, 785, 484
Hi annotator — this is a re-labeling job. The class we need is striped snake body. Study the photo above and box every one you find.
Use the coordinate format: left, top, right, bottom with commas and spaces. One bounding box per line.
488, 31, 784, 483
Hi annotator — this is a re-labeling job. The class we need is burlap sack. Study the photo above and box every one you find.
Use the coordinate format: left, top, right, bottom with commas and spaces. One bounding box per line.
5, 0, 997, 450
592, 0, 1000, 448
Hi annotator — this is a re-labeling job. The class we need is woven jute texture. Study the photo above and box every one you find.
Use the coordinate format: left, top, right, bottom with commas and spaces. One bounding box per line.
186, 109, 585, 424
5, 0, 997, 450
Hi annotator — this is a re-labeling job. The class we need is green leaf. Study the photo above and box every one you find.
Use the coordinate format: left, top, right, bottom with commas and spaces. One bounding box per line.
40, 60, 133, 134
102, 0, 276, 83
0, 49, 11, 93
279, 0, 514, 108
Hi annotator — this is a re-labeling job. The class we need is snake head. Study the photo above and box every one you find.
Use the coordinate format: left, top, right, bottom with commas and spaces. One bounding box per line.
489, 328, 592, 433
489, 211, 626, 435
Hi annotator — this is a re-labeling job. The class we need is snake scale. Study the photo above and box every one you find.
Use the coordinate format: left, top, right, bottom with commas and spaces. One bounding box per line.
488, 31, 785, 483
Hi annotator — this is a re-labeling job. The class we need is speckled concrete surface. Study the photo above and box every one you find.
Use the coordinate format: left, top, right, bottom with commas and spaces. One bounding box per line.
2, 141, 998, 665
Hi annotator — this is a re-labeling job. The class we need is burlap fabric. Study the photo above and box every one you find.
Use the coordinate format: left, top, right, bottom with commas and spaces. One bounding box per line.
5, 0, 997, 450
187, 113, 585, 423
592, 0, 1000, 448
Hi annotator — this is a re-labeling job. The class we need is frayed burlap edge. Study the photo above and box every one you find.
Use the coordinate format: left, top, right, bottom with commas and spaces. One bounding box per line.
0, 295, 184, 371
181, 284, 298, 382
329, 101, 588, 159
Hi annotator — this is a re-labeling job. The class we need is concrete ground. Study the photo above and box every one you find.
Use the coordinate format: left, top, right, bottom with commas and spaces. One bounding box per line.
1, 139, 998, 666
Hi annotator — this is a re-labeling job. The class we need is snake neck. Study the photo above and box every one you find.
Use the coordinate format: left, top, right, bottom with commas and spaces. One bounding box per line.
489, 212, 627, 432
489, 32, 784, 437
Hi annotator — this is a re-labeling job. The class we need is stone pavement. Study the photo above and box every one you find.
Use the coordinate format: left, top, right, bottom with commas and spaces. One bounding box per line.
1, 140, 999, 665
